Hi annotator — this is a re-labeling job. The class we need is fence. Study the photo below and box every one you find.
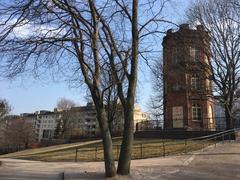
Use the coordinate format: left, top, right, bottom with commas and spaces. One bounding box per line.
136, 117, 240, 131
74, 128, 240, 162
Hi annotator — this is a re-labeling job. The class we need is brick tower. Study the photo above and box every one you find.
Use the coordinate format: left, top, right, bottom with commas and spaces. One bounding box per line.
162, 24, 215, 130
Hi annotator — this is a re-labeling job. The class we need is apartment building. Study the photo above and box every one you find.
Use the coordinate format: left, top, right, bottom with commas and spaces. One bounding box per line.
55, 103, 150, 139
22, 111, 58, 141
19, 103, 149, 141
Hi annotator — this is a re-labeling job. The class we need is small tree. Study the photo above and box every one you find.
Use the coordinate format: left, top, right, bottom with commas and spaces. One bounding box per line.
54, 98, 76, 139
0, 99, 11, 121
56, 98, 76, 110
4, 117, 36, 150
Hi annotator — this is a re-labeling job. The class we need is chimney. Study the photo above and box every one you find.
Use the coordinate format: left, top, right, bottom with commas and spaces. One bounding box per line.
167, 29, 172, 35
179, 24, 189, 30
196, 25, 204, 31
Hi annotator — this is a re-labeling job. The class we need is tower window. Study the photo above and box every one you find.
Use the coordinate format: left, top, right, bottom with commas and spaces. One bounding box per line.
192, 104, 202, 121
171, 48, 181, 64
172, 83, 181, 92
191, 74, 200, 90
190, 47, 200, 61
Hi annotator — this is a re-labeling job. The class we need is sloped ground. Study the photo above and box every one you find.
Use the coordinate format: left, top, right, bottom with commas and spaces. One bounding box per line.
0, 141, 239, 180
0, 138, 104, 158
0, 138, 206, 162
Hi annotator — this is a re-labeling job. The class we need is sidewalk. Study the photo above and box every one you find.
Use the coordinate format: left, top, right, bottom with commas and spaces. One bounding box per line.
0, 142, 239, 180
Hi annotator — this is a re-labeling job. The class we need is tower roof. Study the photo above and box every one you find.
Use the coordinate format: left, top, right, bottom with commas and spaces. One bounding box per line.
162, 24, 211, 47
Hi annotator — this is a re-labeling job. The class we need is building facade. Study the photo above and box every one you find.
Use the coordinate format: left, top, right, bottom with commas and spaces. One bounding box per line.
20, 103, 149, 141
22, 111, 58, 141
56, 103, 150, 138
163, 24, 215, 130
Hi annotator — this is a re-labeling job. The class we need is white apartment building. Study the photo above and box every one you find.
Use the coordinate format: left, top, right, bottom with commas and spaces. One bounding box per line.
22, 111, 58, 141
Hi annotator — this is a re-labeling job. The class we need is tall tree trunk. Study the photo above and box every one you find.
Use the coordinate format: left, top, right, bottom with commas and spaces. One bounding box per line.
117, 102, 134, 175
117, 0, 138, 175
96, 106, 116, 177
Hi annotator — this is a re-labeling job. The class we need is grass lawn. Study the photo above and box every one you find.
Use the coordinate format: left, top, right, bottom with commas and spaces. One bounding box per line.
0, 138, 216, 162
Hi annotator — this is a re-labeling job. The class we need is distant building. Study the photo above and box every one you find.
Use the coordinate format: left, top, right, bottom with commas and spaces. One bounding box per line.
21, 111, 58, 141
163, 24, 215, 130
20, 103, 149, 141
214, 101, 226, 130
55, 103, 150, 138
214, 100, 240, 130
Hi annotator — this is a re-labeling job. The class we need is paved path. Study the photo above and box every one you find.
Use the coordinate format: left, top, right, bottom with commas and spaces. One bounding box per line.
0, 141, 240, 180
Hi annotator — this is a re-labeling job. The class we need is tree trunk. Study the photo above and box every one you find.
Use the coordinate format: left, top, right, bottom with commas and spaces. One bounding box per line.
117, 0, 138, 175
97, 107, 116, 177
225, 106, 233, 129
117, 102, 134, 175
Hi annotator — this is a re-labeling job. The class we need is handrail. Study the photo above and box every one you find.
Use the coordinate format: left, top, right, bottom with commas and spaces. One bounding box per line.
75, 128, 240, 162
188, 128, 240, 141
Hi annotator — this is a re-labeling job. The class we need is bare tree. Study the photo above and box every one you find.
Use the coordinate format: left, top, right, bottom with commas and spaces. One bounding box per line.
4, 117, 36, 150
54, 98, 76, 139
0, 0, 169, 177
187, 0, 240, 129
0, 99, 11, 121
56, 98, 76, 110
149, 60, 164, 128
104, 85, 119, 135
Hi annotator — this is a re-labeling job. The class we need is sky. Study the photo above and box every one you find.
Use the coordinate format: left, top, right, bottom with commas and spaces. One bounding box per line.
0, 0, 192, 115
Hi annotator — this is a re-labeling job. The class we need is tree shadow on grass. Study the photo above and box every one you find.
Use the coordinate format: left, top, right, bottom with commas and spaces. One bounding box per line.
63, 171, 105, 180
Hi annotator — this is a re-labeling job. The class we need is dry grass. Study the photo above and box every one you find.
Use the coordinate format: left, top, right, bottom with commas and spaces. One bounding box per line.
1, 138, 217, 162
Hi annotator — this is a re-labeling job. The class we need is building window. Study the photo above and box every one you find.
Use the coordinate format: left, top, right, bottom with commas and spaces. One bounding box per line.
192, 104, 202, 121
172, 83, 181, 92
170, 48, 181, 64
191, 74, 200, 90
190, 47, 200, 61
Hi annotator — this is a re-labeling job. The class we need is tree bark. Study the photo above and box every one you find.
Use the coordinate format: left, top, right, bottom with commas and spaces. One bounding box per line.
117, 0, 138, 175
225, 106, 233, 129
117, 102, 134, 175
96, 106, 116, 177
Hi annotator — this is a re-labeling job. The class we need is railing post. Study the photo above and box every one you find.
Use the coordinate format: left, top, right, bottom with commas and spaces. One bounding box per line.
184, 139, 187, 154
140, 144, 143, 158
75, 148, 78, 162
228, 134, 231, 143
162, 141, 165, 157
222, 134, 224, 144
215, 136, 217, 148
116, 145, 119, 159
95, 146, 98, 161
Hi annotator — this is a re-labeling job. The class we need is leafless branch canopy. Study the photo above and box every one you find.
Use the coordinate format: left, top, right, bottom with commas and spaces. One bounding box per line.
188, 0, 240, 128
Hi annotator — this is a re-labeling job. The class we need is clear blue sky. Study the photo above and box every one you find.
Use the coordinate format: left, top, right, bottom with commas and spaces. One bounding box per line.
0, 0, 192, 115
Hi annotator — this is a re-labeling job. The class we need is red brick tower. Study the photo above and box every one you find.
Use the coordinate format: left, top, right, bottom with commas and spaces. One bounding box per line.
162, 24, 215, 130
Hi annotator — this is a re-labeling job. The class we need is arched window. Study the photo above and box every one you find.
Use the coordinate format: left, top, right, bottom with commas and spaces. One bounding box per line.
192, 104, 202, 121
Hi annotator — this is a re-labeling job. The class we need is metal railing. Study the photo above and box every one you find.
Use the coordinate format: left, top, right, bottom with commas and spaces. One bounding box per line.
74, 128, 240, 162
136, 117, 240, 131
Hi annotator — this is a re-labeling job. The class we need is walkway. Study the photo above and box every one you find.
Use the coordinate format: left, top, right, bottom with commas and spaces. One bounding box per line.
0, 141, 239, 180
